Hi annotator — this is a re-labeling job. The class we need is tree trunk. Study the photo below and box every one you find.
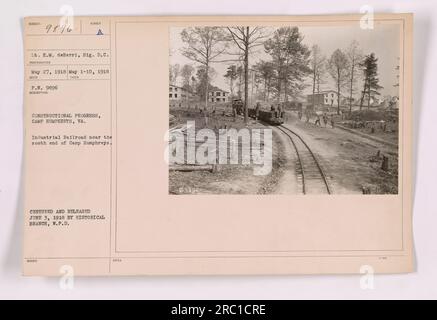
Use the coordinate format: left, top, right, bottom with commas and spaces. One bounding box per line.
359, 78, 366, 111
284, 78, 288, 103
312, 67, 316, 107
277, 79, 281, 103
238, 72, 242, 98
367, 79, 371, 109
360, 77, 368, 111
264, 79, 267, 101
243, 27, 249, 124
337, 68, 341, 115
267, 78, 270, 100
349, 62, 354, 114
205, 61, 209, 110
367, 93, 371, 109
251, 70, 254, 107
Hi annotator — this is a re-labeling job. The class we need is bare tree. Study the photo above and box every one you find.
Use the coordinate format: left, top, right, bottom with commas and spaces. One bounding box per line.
180, 27, 228, 109
227, 27, 267, 123
345, 40, 363, 114
328, 49, 349, 114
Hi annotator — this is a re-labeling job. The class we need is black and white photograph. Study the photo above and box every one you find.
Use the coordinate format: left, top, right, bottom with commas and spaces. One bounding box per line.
6, 0, 437, 302
169, 23, 400, 195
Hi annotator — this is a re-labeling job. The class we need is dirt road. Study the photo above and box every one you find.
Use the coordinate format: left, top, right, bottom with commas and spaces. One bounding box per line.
282, 111, 398, 194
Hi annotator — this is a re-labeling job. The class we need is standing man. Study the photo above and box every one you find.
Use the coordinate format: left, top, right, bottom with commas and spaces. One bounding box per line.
270, 104, 276, 119
323, 113, 328, 127
278, 103, 283, 118
314, 113, 321, 126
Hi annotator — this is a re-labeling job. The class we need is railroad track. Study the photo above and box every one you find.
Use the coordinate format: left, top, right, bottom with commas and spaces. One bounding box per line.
276, 125, 331, 195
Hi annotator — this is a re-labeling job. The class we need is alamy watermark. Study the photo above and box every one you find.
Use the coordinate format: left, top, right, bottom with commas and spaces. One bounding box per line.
59, 5, 75, 30
59, 264, 74, 290
359, 264, 375, 290
166, 121, 273, 176
360, 5, 374, 30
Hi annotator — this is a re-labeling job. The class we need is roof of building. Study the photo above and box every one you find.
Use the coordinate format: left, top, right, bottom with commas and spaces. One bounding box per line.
208, 85, 228, 93
319, 90, 338, 94
307, 91, 335, 96
307, 90, 347, 97
169, 84, 188, 90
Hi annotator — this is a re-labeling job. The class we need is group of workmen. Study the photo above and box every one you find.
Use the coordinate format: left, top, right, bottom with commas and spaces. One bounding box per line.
297, 109, 336, 128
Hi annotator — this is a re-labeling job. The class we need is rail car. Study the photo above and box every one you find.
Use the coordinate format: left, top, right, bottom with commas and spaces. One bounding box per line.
248, 108, 284, 125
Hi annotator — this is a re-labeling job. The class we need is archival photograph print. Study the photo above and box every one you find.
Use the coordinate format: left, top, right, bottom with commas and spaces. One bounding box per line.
168, 23, 400, 195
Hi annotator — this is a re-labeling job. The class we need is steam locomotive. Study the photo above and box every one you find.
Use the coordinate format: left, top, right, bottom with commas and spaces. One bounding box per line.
232, 99, 284, 125
248, 108, 284, 125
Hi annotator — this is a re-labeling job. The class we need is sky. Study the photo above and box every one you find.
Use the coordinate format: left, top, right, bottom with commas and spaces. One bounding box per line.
169, 22, 401, 98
